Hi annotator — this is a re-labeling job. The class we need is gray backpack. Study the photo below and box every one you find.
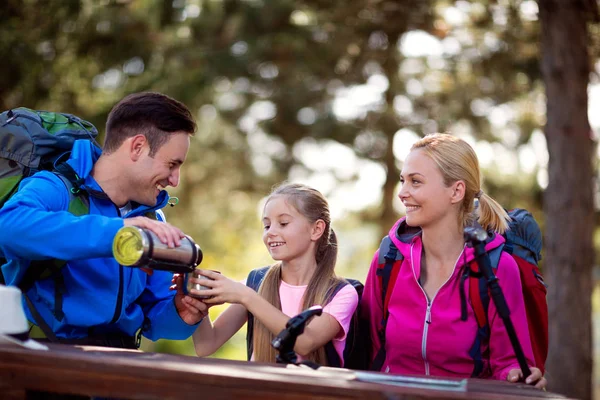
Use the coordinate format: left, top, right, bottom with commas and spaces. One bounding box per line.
0, 107, 98, 205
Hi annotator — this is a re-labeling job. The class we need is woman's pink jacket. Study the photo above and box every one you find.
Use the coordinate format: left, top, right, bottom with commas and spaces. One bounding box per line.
361, 218, 535, 380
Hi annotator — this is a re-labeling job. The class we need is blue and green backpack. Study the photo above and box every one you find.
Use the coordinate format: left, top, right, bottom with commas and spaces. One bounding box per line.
0, 107, 99, 290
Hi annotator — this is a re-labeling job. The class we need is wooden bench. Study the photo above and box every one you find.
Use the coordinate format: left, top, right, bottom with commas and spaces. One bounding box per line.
0, 344, 568, 399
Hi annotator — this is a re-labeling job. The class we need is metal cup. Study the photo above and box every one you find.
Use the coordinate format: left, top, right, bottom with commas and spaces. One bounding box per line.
184, 269, 220, 299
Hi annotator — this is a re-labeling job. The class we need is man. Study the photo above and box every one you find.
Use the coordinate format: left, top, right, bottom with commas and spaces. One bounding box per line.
0, 92, 207, 348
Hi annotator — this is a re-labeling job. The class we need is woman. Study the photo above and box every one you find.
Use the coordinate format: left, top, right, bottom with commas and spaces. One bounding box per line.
361, 134, 545, 388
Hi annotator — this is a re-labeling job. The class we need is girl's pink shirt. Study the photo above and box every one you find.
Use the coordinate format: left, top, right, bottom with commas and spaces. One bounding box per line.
361, 218, 535, 380
276, 281, 358, 366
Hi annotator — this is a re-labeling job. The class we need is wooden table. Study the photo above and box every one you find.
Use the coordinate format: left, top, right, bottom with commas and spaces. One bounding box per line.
0, 344, 569, 400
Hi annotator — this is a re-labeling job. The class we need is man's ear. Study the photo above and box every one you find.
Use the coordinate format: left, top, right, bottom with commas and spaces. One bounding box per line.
311, 219, 326, 242
129, 135, 148, 162
450, 180, 466, 204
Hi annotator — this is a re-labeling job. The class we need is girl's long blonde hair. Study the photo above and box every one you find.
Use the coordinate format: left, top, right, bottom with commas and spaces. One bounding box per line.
411, 134, 510, 233
253, 183, 343, 364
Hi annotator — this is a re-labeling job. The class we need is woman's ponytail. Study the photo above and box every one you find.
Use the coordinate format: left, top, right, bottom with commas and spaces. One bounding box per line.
477, 191, 510, 234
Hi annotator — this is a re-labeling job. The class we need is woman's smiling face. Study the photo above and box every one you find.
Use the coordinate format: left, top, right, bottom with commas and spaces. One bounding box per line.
398, 149, 458, 228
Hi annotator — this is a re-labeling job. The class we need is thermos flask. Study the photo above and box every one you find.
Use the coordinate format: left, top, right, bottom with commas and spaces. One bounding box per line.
112, 226, 203, 274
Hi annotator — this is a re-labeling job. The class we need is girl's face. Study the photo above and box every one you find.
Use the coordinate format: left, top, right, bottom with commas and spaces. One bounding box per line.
262, 196, 319, 262
398, 149, 462, 228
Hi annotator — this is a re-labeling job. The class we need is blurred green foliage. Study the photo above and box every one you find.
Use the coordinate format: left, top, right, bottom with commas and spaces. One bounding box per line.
1, 0, 598, 364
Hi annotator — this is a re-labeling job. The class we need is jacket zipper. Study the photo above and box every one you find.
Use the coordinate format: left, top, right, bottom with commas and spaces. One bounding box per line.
106, 197, 163, 325
110, 203, 126, 324
411, 242, 465, 376
109, 265, 124, 324
422, 301, 432, 375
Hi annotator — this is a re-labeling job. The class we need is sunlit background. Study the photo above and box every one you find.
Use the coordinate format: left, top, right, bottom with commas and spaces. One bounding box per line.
2, 0, 599, 398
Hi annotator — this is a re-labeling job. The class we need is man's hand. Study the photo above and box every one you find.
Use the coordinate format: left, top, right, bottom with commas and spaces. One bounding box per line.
172, 274, 208, 325
124, 216, 185, 248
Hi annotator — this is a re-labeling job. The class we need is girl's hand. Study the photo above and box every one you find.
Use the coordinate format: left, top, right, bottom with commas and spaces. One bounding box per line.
507, 367, 547, 390
170, 273, 225, 307
189, 269, 253, 306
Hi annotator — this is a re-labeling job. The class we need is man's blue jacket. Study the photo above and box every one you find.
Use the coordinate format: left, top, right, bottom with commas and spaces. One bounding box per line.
0, 140, 198, 340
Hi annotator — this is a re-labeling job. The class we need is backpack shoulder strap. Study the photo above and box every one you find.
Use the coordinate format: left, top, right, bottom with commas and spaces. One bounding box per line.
466, 244, 523, 377
323, 279, 351, 367
18, 164, 91, 341
376, 237, 403, 316
19, 164, 91, 292
324, 278, 353, 303
343, 278, 364, 299
468, 244, 503, 329
372, 236, 403, 371
487, 245, 503, 272
53, 162, 90, 216
247, 266, 269, 292
245, 266, 270, 360
323, 278, 365, 368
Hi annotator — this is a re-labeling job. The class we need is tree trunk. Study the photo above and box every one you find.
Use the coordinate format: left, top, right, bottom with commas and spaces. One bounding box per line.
379, 116, 400, 239
538, 1, 597, 399
378, 31, 406, 239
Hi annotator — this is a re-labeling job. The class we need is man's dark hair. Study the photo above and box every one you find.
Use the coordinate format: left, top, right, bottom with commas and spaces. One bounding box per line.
103, 92, 197, 156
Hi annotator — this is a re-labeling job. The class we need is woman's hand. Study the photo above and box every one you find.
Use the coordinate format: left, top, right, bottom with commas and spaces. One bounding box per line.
507, 367, 546, 390
189, 269, 253, 306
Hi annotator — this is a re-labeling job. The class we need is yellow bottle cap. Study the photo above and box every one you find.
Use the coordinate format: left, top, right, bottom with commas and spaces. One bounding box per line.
113, 226, 144, 266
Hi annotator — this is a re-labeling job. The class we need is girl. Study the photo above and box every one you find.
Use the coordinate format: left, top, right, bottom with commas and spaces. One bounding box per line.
189, 183, 358, 366
361, 134, 546, 388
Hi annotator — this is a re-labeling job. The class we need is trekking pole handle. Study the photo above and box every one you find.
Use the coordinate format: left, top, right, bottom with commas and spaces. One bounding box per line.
271, 306, 323, 365
465, 226, 532, 380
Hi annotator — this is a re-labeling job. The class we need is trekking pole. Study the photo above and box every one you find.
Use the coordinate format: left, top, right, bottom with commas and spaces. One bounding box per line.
272, 306, 323, 366
463, 224, 532, 380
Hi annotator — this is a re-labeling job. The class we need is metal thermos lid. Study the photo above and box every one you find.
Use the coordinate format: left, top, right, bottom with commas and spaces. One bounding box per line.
113, 226, 145, 266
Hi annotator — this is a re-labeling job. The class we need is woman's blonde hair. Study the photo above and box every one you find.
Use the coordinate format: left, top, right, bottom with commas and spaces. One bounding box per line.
253, 183, 343, 364
411, 134, 510, 233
